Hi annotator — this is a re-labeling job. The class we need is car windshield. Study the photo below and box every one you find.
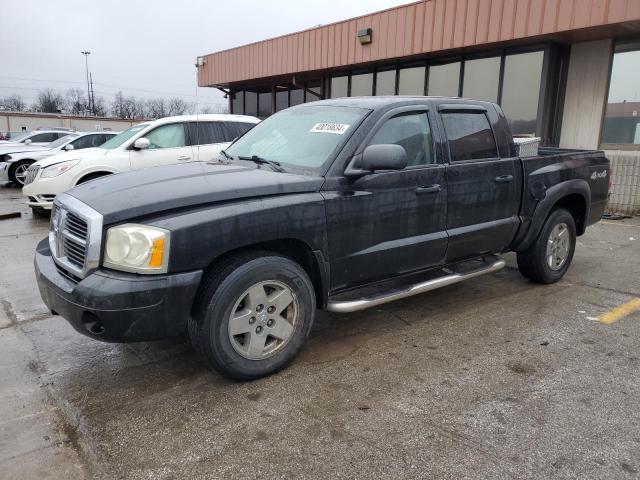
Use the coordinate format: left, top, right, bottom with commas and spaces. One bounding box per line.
47, 134, 79, 148
10, 132, 32, 142
100, 124, 148, 150
224, 105, 368, 172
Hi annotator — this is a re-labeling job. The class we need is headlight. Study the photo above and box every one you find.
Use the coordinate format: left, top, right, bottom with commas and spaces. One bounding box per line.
103, 224, 170, 274
41, 160, 79, 178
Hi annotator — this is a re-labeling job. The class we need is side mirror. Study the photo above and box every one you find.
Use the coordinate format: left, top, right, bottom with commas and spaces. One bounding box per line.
133, 137, 150, 150
63, 144, 74, 151
25, 139, 32, 145
345, 144, 407, 178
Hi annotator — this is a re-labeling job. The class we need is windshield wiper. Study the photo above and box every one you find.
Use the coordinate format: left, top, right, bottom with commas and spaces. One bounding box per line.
238, 155, 285, 172
218, 149, 233, 162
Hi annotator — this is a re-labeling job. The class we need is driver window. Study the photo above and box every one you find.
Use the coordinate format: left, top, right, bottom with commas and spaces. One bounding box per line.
369, 111, 433, 166
143, 123, 186, 149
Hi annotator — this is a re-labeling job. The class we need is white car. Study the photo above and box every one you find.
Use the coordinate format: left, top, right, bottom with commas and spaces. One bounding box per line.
1, 132, 118, 186
0, 130, 71, 148
22, 114, 259, 213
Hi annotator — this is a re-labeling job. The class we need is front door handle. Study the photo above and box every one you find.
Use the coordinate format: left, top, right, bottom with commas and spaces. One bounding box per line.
415, 184, 441, 195
495, 174, 514, 184
177, 155, 192, 161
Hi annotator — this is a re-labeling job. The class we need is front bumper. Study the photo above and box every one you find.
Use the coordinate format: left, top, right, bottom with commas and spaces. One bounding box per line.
0, 162, 9, 182
34, 238, 203, 342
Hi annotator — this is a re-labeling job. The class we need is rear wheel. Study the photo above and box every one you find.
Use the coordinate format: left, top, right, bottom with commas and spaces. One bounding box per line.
30, 207, 50, 218
9, 160, 33, 187
189, 251, 316, 380
517, 208, 576, 284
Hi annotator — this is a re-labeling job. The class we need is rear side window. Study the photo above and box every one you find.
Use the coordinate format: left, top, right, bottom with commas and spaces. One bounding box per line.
223, 122, 256, 141
442, 112, 498, 161
369, 111, 433, 166
188, 122, 226, 145
29, 132, 58, 143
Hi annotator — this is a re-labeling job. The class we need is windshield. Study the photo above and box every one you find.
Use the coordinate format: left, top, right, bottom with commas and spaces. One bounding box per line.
100, 124, 148, 150
47, 134, 79, 148
10, 132, 32, 142
224, 105, 368, 172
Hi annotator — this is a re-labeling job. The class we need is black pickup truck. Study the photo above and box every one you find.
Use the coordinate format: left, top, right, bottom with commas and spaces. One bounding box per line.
35, 97, 609, 380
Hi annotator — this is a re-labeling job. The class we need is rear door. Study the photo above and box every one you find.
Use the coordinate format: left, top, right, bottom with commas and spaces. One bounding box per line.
438, 104, 519, 262
132, 122, 193, 169
324, 107, 448, 290
188, 121, 228, 161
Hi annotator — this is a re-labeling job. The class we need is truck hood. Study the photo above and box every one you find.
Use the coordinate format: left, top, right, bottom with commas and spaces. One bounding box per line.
32, 148, 107, 168
66, 161, 324, 224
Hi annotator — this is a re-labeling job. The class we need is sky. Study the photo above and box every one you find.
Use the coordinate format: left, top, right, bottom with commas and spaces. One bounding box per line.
1, 0, 410, 111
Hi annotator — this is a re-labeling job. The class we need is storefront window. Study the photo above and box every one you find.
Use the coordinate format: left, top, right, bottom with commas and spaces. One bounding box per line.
463, 57, 501, 102
290, 88, 304, 106
376, 69, 396, 95
331, 76, 348, 98
428, 62, 460, 97
244, 91, 258, 117
231, 90, 244, 115
398, 66, 425, 95
275, 87, 288, 112
258, 91, 271, 118
602, 48, 640, 146
305, 81, 322, 102
501, 51, 544, 135
351, 72, 373, 96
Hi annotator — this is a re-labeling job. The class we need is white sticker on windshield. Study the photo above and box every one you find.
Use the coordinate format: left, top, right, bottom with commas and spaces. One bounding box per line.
310, 123, 350, 135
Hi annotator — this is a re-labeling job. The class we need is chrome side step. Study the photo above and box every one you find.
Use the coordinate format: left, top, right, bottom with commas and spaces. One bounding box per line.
326, 257, 506, 313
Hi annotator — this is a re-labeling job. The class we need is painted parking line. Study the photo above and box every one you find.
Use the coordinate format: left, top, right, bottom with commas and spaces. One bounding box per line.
599, 298, 640, 325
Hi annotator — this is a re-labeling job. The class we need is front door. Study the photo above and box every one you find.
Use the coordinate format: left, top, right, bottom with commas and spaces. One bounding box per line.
132, 122, 193, 169
323, 108, 448, 291
440, 109, 520, 262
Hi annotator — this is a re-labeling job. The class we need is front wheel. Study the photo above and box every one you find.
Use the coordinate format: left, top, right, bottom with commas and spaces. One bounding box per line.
517, 208, 576, 284
9, 160, 32, 187
189, 251, 316, 380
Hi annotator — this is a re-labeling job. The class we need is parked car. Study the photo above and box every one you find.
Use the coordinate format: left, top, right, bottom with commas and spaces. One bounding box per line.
22, 114, 260, 211
1, 132, 118, 188
34, 97, 609, 380
0, 130, 71, 147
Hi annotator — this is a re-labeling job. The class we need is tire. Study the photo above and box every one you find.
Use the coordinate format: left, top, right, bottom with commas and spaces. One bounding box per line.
189, 251, 316, 380
30, 207, 50, 218
517, 208, 576, 284
9, 160, 33, 187
76, 172, 111, 185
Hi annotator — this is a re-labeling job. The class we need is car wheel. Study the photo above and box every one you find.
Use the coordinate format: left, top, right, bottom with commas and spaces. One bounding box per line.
76, 172, 111, 184
517, 208, 576, 284
30, 207, 50, 218
189, 251, 316, 380
9, 160, 32, 187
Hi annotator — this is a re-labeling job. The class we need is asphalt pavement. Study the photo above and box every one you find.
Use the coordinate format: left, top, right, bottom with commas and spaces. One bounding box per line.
0, 182, 639, 479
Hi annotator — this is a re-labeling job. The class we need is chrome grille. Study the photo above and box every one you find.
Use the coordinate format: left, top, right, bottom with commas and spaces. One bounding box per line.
24, 165, 40, 185
49, 194, 103, 279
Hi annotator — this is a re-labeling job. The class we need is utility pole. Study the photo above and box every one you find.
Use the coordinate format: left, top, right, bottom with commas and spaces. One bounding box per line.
89, 72, 95, 115
81, 51, 92, 115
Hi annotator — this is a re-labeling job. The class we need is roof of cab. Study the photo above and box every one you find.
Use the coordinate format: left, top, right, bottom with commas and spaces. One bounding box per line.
296, 96, 496, 110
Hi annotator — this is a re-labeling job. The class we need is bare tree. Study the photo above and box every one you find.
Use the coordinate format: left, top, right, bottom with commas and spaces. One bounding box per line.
66, 88, 89, 115
167, 97, 194, 116
33, 89, 65, 113
93, 96, 107, 117
1, 95, 26, 112
146, 98, 168, 119
198, 103, 228, 114
111, 91, 145, 119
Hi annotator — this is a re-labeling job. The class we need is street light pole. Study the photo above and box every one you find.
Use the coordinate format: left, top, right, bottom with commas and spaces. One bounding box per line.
81, 51, 92, 115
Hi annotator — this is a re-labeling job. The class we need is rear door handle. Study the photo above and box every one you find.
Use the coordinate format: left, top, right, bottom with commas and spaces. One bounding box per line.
177, 155, 191, 161
495, 174, 514, 184
415, 184, 441, 194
